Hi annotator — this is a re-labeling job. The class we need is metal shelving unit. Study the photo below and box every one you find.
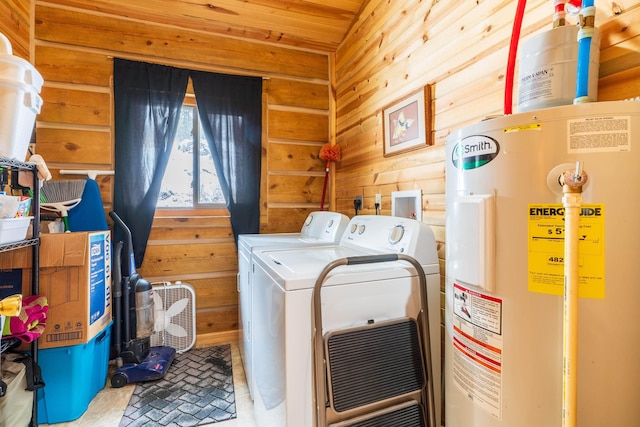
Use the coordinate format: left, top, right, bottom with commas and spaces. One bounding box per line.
0, 157, 40, 427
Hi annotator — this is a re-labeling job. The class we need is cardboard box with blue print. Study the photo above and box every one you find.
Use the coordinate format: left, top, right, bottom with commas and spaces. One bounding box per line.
0, 231, 111, 349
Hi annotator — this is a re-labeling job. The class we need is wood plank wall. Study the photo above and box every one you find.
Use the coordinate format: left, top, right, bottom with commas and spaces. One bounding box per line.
334, 0, 640, 365
1, 1, 332, 345
0, 0, 30, 60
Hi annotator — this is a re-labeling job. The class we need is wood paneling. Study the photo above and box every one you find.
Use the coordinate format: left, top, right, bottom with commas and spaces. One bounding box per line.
261, 208, 316, 233
39, 87, 111, 126
263, 78, 332, 227
265, 78, 330, 110
195, 306, 238, 338
597, 4, 640, 100
188, 276, 238, 309
38, 0, 364, 52
268, 142, 325, 172
267, 174, 324, 204
35, 5, 330, 81
139, 241, 238, 276
0, 0, 30, 60
35, 46, 113, 86
36, 128, 112, 165
267, 109, 329, 141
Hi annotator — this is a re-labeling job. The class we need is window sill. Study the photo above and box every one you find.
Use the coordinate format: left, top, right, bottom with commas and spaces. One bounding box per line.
155, 208, 230, 218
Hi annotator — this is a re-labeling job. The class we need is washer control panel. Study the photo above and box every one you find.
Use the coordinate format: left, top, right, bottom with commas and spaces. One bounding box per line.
342, 215, 421, 254
300, 211, 350, 241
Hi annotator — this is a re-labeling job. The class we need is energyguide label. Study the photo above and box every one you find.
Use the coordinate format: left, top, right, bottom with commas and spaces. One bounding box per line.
528, 203, 605, 298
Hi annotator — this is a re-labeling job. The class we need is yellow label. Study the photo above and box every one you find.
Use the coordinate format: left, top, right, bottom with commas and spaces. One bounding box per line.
503, 123, 542, 133
528, 204, 605, 298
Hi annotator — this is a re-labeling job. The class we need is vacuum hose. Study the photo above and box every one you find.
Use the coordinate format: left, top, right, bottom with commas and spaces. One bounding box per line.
109, 211, 136, 277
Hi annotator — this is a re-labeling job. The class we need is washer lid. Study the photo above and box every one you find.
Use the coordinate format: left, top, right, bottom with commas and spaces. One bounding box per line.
254, 245, 435, 291
238, 233, 301, 252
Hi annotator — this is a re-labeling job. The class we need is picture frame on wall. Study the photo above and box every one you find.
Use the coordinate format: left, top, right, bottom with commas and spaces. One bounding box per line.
382, 85, 432, 157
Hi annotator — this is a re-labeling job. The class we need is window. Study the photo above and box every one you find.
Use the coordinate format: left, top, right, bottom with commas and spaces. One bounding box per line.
158, 104, 226, 208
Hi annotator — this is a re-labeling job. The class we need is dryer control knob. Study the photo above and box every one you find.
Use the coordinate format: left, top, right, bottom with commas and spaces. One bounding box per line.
389, 224, 405, 244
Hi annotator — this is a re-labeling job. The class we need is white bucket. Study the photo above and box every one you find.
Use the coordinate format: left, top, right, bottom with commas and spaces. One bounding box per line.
0, 33, 44, 161
0, 54, 44, 93
0, 78, 42, 161
517, 25, 600, 112
0, 32, 43, 92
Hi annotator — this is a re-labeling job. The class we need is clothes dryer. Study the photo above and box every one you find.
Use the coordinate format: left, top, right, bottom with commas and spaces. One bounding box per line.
250, 215, 441, 427
237, 211, 349, 399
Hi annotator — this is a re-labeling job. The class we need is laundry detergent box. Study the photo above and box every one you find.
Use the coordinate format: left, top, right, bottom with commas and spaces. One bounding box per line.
0, 231, 112, 349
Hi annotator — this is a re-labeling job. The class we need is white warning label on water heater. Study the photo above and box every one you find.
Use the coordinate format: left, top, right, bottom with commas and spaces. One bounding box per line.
567, 115, 631, 153
452, 283, 503, 420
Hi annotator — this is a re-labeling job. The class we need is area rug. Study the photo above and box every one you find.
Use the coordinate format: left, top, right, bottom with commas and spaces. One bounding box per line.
119, 344, 236, 427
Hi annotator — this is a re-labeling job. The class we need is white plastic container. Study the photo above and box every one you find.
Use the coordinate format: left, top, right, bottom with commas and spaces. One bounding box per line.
0, 32, 43, 161
0, 79, 42, 161
0, 34, 43, 92
0, 216, 32, 244
517, 25, 600, 112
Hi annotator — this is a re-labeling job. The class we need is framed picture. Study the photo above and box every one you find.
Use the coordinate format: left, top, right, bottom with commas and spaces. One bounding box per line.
382, 85, 432, 157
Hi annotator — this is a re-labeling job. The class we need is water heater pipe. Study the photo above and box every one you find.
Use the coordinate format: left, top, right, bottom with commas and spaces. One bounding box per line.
560, 162, 588, 427
504, 0, 527, 115
553, 0, 567, 27
574, 1, 596, 103
565, 0, 583, 14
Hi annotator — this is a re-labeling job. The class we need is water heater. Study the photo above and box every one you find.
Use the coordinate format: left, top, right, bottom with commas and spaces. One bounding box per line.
445, 101, 640, 426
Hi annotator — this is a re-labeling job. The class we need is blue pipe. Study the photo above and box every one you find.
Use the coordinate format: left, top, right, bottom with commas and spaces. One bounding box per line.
574, 1, 595, 103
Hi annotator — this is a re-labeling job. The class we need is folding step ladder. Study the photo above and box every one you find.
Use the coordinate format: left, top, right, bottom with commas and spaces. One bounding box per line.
312, 254, 436, 427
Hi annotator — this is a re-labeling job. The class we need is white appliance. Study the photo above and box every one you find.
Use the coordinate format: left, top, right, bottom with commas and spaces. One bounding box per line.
445, 100, 640, 426
250, 215, 441, 427
237, 211, 350, 399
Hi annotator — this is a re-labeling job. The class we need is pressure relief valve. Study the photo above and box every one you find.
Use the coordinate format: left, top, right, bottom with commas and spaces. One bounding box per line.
560, 161, 588, 192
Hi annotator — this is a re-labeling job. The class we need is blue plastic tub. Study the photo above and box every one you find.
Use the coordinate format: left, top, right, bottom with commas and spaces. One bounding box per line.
37, 322, 112, 424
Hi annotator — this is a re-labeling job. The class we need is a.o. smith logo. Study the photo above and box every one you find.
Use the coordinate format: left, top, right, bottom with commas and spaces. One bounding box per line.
452, 135, 499, 170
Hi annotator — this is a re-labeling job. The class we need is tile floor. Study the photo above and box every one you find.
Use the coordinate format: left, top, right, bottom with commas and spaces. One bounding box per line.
41, 341, 256, 427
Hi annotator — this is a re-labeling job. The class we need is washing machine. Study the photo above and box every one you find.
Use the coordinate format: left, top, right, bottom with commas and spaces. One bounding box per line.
238, 211, 349, 399
250, 215, 441, 427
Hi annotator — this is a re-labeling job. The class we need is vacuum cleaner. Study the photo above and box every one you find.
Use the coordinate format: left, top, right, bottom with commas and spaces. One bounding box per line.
109, 211, 176, 388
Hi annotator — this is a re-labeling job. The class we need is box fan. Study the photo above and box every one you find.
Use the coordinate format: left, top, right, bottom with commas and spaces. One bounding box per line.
151, 281, 196, 353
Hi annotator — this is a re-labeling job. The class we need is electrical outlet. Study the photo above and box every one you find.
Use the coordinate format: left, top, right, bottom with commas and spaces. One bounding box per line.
354, 195, 363, 209
375, 194, 382, 205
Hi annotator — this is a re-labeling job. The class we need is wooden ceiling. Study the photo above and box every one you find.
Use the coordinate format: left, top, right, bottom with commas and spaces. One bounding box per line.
43, 0, 366, 52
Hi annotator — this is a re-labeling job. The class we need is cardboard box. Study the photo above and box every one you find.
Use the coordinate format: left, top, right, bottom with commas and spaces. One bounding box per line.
0, 231, 112, 349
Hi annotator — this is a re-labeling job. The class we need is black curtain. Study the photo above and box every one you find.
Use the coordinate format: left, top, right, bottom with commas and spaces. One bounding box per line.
191, 71, 262, 241
113, 59, 189, 268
